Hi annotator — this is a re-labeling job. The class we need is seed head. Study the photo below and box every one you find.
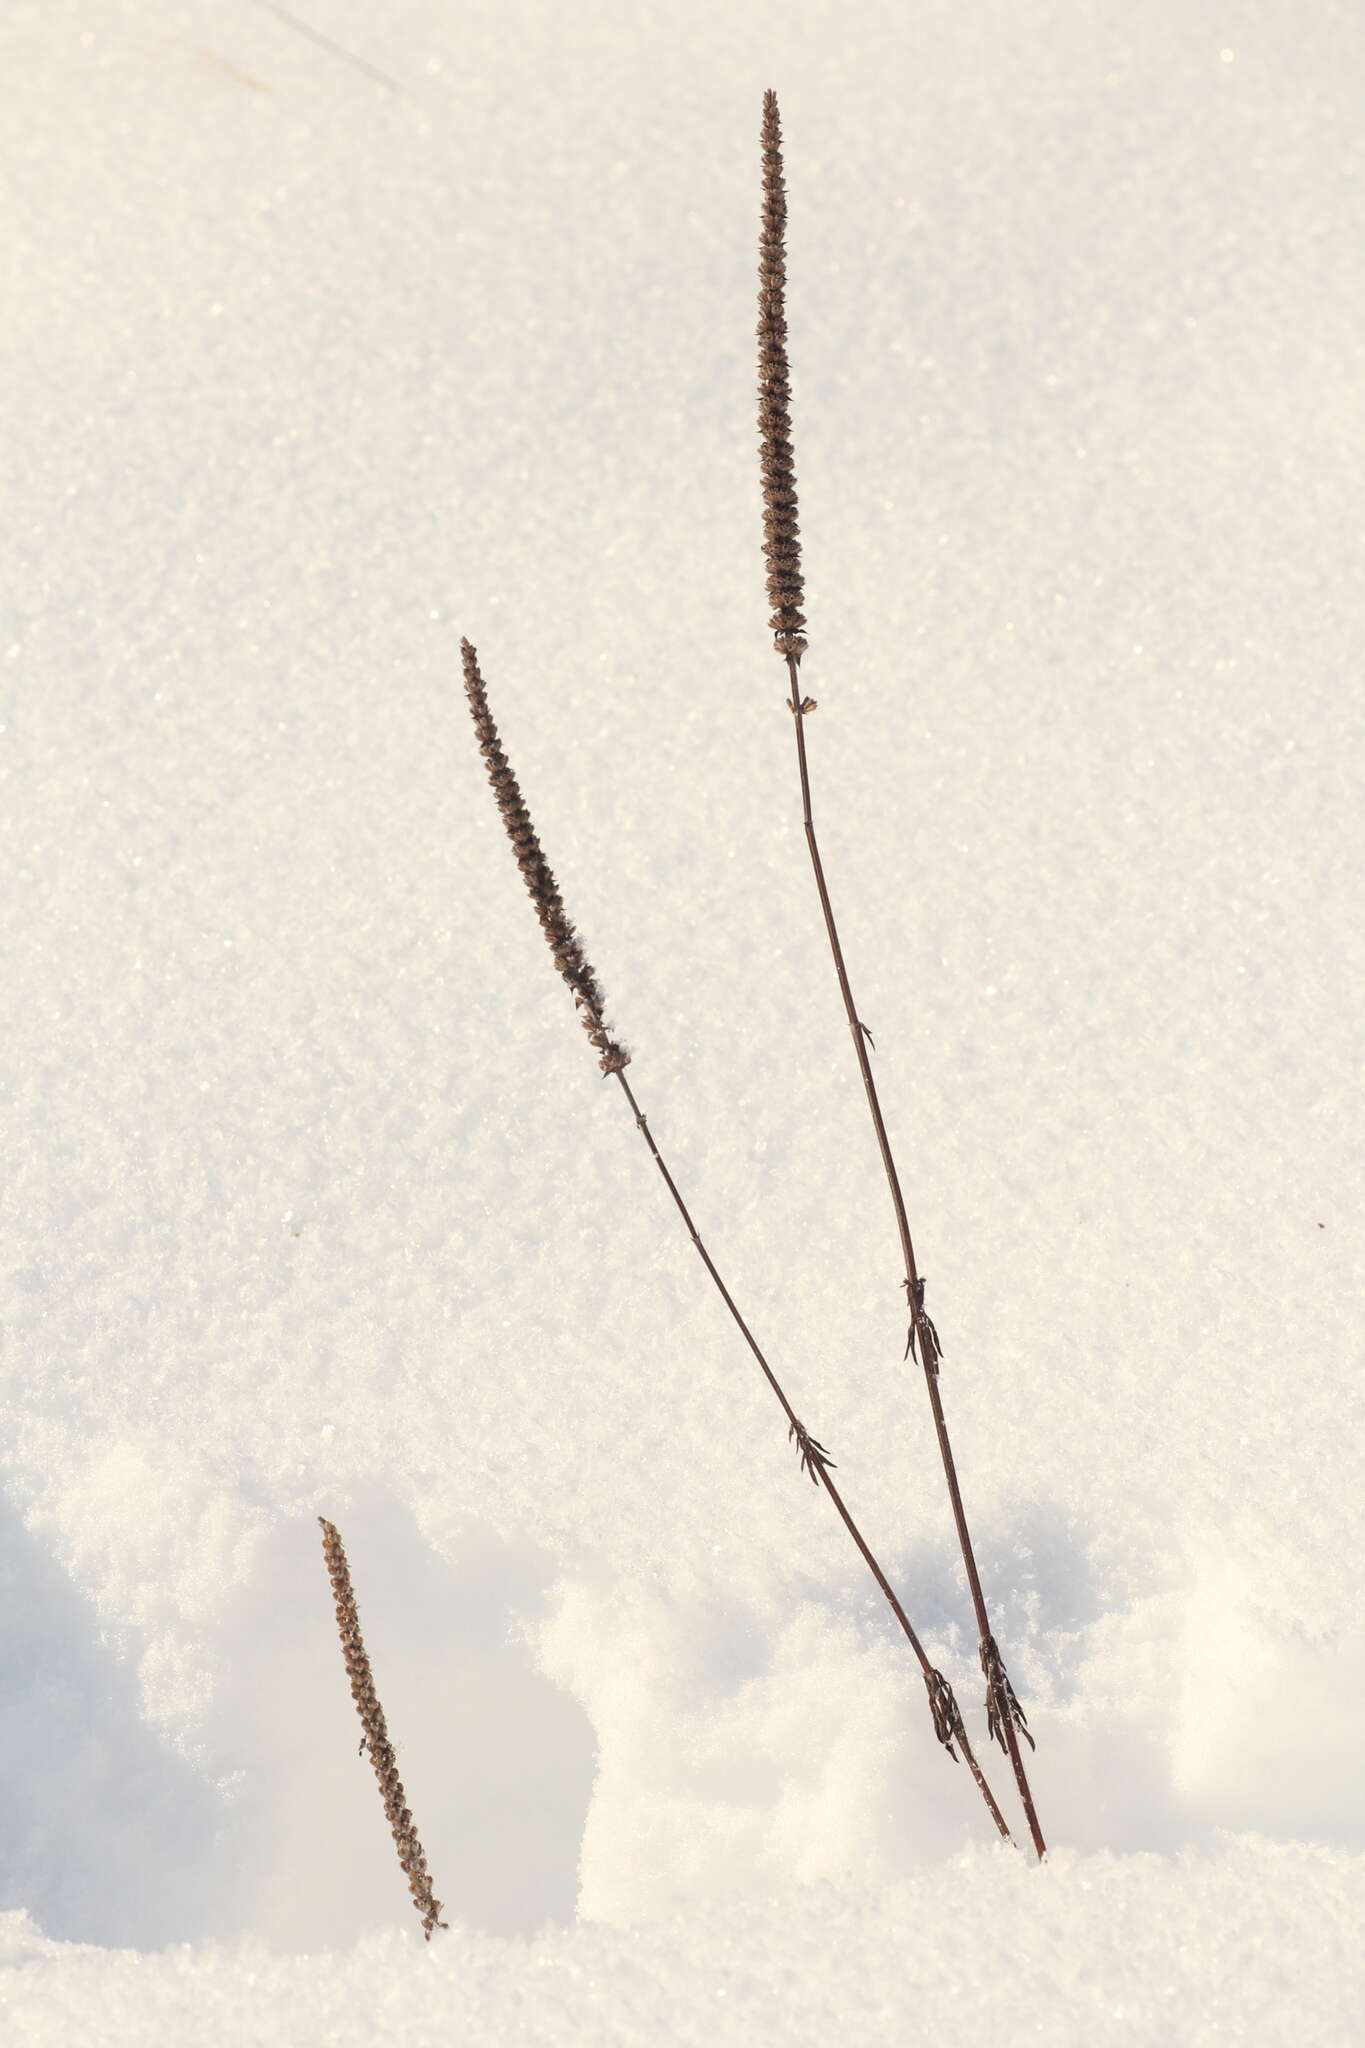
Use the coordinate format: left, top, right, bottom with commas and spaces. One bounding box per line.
462, 638, 629, 1074
758, 90, 808, 662
318, 1518, 447, 1939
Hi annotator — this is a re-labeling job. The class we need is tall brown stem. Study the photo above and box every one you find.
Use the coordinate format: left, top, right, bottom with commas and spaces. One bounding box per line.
757, 90, 1047, 1860
786, 657, 1045, 1859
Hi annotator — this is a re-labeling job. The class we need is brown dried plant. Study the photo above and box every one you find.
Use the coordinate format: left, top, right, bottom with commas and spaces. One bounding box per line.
461, 636, 1014, 1848
318, 1517, 448, 1938
756, 89, 1046, 1860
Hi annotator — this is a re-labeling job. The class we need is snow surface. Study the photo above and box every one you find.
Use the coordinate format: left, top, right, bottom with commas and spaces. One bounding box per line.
3, 0, 1363, 2038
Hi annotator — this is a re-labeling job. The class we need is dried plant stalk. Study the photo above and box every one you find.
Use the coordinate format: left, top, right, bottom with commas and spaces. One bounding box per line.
755, 89, 1046, 1860
462, 637, 1013, 1847
318, 1517, 448, 1938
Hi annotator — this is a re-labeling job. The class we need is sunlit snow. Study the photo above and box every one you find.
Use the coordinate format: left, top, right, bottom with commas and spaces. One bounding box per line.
3, 1, 1362, 2040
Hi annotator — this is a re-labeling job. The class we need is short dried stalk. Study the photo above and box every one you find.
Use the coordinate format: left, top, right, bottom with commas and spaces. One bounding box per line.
318, 1517, 448, 1938
462, 639, 1013, 1847
756, 89, 1046, 1860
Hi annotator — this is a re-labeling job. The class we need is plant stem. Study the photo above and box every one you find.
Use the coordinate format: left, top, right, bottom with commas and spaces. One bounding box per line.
611, 1068, 1013, 1846
783, 658, 1048, 1862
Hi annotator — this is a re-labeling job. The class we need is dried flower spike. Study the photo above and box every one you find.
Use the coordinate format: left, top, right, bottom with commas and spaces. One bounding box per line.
757, 89, 808, 661
462, 637, 628, 1074
318, 1518, 448, 1939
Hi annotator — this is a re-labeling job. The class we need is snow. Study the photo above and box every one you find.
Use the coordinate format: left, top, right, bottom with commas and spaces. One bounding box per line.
3, 1841, 1362, 2045
2, 0, 1362, 2038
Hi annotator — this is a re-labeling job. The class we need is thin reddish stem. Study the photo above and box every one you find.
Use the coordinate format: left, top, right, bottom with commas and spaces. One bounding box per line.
784, 656, 1048, 1862
612, 1069, 1012, 1844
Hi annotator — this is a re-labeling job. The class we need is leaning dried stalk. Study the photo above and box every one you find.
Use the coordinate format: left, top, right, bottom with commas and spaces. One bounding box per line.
755, 89, 1045, 1860
318, 1517, 448, 1938
461, 637, 1012, 1847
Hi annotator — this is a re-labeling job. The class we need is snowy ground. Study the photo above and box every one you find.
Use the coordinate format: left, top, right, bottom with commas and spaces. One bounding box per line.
2, 1, 1363, 2039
